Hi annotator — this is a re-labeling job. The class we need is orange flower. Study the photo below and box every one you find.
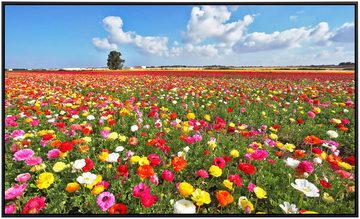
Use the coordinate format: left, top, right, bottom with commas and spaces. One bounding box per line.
171, 156, 187, 172
78, 145, 89, 153
65, 182, 80, 193
136, 165, 154, 179
304, 135, 322, 145
326, 154, 342, 166
50, 140, 62, 147
72, 139, 85, 145
216, 190, 234, 207
294, 150, 305, 158
128, 137, 138, 146
275, 151, 283, 157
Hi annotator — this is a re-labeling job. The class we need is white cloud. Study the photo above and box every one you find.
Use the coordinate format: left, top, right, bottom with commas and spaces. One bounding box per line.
330, 22, 354, 42
92, 38, 118, 52
93, 16, 169, 56
289, 15, 298, 21
184, 6, 254, 46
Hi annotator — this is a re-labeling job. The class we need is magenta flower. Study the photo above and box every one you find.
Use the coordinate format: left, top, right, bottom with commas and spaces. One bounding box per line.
161, 170, 174, 182
247, 183, 256, 192
100, 130, 110, 138
5, 184, 27, 200
21, 196, 46, 214
213, 157, 226, 169
132, 183, 150, 198
150, 175, 159, 186
25, 156, 42, 166
47, 149, 60, 159
13, 149, 34, 161
147, 154, 161, 167
307, 111, 316, 118
296, 161, 314, 175
196, 169, 209, 179
228, 174, 242, 187
11, 130, 25, 140
250, 150, 269, 161
96, 192, 115, 211
15, 173, 31, 183
5, 203, 16, 214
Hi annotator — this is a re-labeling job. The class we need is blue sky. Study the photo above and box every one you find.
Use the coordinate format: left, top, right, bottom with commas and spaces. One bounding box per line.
5, 5, 355, 68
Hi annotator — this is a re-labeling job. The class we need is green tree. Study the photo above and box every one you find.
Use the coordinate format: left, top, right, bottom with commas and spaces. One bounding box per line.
107, 51, 125, 70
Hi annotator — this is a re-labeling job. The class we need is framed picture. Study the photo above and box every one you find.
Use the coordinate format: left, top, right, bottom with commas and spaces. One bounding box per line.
2, 1, 357, 216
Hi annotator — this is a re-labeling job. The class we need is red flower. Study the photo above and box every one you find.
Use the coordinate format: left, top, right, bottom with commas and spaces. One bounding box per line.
213, 157, 226, 169
238, 163, 255, 175
223, 155, 232, 163
296, 118, 304, 124
108, 203, 128, 214
203, 150, 210, 155
21, 196, 46, 214
319, 180, 332, 189
343, 156, 355, 166
147, 154, 161, 167
117, 164, 128, 176
42, 133, 54, 141
311, 147, 322, 154
227, 107, 233, 113
272, 124, 281, 130
59, 141, 74, 153
171, 156, 187, 172
82, 158, 94, 172
140, 193, 157, 208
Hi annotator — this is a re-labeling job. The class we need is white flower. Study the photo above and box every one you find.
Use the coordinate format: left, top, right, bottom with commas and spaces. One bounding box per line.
46, 115, 52, 119
172, 100, 177, 104
115, 146, 125, 152
47, 118, 55, 123
326, 130, 338, 139
60, 110, 66, 115
76, 172, 97, 185
343, 109, 349, 113
106, 153, 120, 162
291, 179, 320, 197
130, 125, 139, 132
279, 201, 298, 214
313, 157, 322, 165
87, 115, 95, 120
177, 151, 186, 158
173, 199, 196, 214
72, 159, 86, 170
183, 146, 190, 153
72, 115, 79, 119
284, 157, 300, 169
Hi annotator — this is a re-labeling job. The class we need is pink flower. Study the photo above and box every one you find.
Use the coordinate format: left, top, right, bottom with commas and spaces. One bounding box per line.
132, 183, 150, 198
335, 170, 354, 180
29, 119, 39, 126
140, 193, 157, 208
250, 150, 269, 161
307, 111, 316, 118
25, 156, 42, 166
11, 130, 25, 140
70, 124, 82, 131
100, 130, 110, 138
47, 149, 60, 159
40, 140, 49, 147
228, 174, 242, 187
247, 183, 256, 192
13, 149, 34, 161
150, 175, 159, 186
296, 161, 314, 175
213, 157, 226, 169
22, 196, 46, 214
5, 203, 16, 214
5, 184, 27, 200
147, 154, 161, 167
162, 170, 175, 182
96, 192, 115, 211
15, 173, 31, 183
196, 169, 209, 178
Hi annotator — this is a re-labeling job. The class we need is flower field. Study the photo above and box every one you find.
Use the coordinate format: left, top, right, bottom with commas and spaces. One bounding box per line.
4, 70, 356, 214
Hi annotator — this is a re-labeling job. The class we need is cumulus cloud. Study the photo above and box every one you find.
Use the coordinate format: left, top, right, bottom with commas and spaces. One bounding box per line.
93, 16, 169, 56
329, 22, 354, 42
92, 38, 117, 52
92, 6, 354, 61
184, 6, 254, 46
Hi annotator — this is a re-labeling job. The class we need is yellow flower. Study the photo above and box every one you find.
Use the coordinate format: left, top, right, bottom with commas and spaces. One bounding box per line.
106, 164, 113, 169
223, 180, 233, 190
30, 163, 46, 172
313, 107, 321, 114
269, 127, 277, 132
36, 172, 55, 189
322, 192, 334, 203
204, 114, 211, 121
230, 149, 239, 158
238, 197, 254, 213
104, 127, 111, 131
254, 187, 267, 199
289, 118, 296, 123
138, 157, 150, 166
85, 175, 102, 189
247, 148, 254, 154
82, 137, 92, 143
207, 141, 217, 150
338, 162, 352, 170
119, 134, 127, 142
98, 152, 109, 162
178, 182, 195, 197
130, 155, 141, 164
229, 122, 235, 128
91, 185, 105, 195
107, 132, 118, 140
209, 165, 222, 177
65, 182, 80, 193
59, 152, 68, 158
186, 113, 196, 120
191, 189, 211, 206
320, 152, 328, 160
52, 162, 69, 172
284, 143, 296, 152
269, 133, 278, 140
25, 117, 33, 123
